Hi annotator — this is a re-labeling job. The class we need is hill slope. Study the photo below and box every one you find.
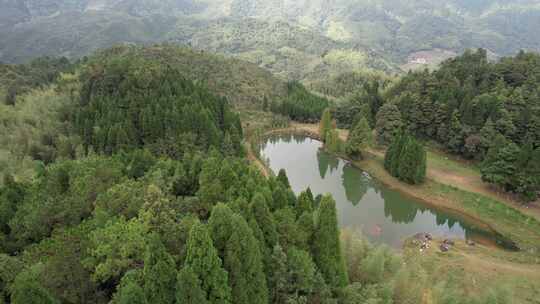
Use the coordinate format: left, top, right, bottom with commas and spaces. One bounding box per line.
2, 0, 540, 77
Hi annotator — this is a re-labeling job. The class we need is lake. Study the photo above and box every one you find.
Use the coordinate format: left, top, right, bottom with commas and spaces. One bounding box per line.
258, 134, 503, 248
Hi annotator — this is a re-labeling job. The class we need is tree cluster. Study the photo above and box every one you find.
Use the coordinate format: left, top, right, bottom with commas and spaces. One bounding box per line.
337, 49, 540, 201
384, 133, 427, 185
271, 82, 331, 123
76, 53, 243, 158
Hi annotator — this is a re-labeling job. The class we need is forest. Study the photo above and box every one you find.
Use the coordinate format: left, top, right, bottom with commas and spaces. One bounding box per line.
0, 45, 524, 304
324, 49, 540, 201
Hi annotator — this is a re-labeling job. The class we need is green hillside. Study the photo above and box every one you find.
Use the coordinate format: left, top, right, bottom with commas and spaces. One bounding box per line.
2, 0, 540, 78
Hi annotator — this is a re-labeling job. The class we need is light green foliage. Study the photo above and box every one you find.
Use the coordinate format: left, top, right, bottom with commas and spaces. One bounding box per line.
177, 267, 209, 304
296, 188, 314, 216
9, 156, 124, 246
86, 217, 149, 283
319, 108, 334, 142
325, 129, 344, 154
138, 185, 188, 257
112, 271, 148, 304
94, 179, 146, 220
345, 116, 372, 159
184, 222, 231, 304
393, 261, 427, 304
10, 264, 59, 304
0, 86, 77, 183
312, 195, 348, 288
142, 235, 176, 304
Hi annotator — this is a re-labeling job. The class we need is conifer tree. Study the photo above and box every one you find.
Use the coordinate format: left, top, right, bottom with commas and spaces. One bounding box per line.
176, 267, 208, 304
184, 222, 231, 304
375, 102, 403, 145
142, 234, 176, 304
345, 116, 372, 159
223, 214, 268, 304
397, 137, 427, 185
269, 244, 288, 304
319, 108, 333, 142
250, 193, 278, 250
208, 203, 235, 255
277, 169, 291, 189
325, 129, 343, 153
312, 195, 348, 288
296, 189, 315, 216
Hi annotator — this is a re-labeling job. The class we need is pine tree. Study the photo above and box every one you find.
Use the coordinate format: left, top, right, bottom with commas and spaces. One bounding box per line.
296, 189, 315, 216
325, 129, 343, 153
142, 234, 176, 304
269, 244, 288, 304
208, 203, 235, 256
319, 108, 333, 142
223, 214, 268, 304
184, 222, 231, 304
250, 193, 278, 250
277, 169, 291, 189
345, 116, 372, 159
397, 137, 427, 185
385, 133, 426, 184
312, 195, 348, 288
375, 102, 403, 145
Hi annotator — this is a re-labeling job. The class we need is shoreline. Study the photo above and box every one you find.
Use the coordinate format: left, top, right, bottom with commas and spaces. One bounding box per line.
247, 126, 540, 254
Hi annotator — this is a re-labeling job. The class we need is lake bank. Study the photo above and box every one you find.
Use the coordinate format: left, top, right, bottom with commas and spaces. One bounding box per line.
247, 126, 540, 261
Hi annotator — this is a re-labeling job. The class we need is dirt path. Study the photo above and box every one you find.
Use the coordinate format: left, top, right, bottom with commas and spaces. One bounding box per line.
289, 123, 540, 220
245, 143, 270, 177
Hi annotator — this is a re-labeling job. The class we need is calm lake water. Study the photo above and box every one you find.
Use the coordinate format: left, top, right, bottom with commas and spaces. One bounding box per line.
258, 134, 501, 248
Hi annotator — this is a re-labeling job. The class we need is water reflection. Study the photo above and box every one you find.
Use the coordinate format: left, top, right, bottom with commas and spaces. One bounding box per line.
259, 134, 504, 248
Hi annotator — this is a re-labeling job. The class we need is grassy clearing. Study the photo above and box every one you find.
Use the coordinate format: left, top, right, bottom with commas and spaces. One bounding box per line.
356, 153, 540, 262
403, 238, 540, 304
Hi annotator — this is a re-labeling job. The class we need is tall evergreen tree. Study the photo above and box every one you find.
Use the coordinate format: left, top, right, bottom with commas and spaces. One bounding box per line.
319, 108, 333, 142
375, 102, 403, 145
325, 129, 343, 154
223, 214, 268, 304
184, 222, 231, 304
250, 193, 278, 250
142, 234, 176, 304
345, 116, 372, 159
277, 169, 291, 189
269, 244, 288, 304
296, 189, 315, 216
176, 267, 208, 304
208, 203, 235, 256
312, 195, 348, 288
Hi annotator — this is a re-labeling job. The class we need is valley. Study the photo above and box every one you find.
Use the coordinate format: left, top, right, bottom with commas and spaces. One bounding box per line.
1, 1, 540, 303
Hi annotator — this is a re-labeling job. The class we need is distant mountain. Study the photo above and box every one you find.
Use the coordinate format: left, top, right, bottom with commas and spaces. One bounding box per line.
1, 0, 539, 78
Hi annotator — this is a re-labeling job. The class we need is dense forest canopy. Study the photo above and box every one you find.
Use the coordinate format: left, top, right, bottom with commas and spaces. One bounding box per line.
328, 49, 540, 201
